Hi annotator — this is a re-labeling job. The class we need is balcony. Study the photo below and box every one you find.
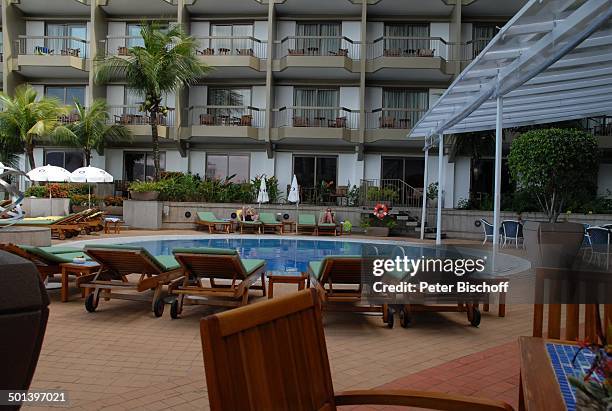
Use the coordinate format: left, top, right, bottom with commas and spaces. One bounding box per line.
365, 108, 427, 143
108, 105, 176, 138
102, 36, 143, 57
366, 36, 465, 81
273, 36, 360, 79
13, 36, 89, 77
187, 105, 265, 141
272, 107, 358, 144
194, 36, 267, 77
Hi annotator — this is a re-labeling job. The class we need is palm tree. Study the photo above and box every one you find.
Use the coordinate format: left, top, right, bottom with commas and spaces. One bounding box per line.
0, 85, 75, 170
59, 100, 133, 166
95, 22, 210, 180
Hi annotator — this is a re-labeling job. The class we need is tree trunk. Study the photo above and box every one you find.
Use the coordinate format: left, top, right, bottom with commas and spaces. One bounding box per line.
150, 107, 160, 181
85, 149, 91, 167
26, 144, 36, 170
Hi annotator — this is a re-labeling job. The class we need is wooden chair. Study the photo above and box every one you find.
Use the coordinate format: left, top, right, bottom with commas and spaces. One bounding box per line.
0, 213, 83, 239
195, 211, 231, 233
298, 214, 318, 235
239, 114, 253, 126
170, 247, 266, 318
293, 116, 308, 127
383, 48, 401, 57
237, 48, 254, 56
328, 116, 347, 128
533, 267, 612, 343
200, 113, 215, 125
117, 46, 128, 56
259, 212, 283, 234
380, 116, 396, 128
288, 49, 304, 56
0, 243, 88, 282
201, 289, 513, 411
197, 48, 214, 55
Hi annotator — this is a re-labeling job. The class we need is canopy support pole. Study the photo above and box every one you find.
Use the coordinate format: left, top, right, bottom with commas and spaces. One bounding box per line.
493, 96, 503, 248
420, 143, 430, 240
436, 134, 444, 245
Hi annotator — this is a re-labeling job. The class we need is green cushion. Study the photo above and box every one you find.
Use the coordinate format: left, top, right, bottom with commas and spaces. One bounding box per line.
172, 247, 237, 256
40, 246, 82, 255
298, 214, 316, 225
59, 252, 91, 262
241, 259, 266, 274
308, 261, 323, 278
84, 244, 169, 273
259, 213, 280, 224
197, 211, 225, 223
318, 223, 336, 227
18, 245, 87, 264
154, 255, 180, 271
240, 220, 262, 225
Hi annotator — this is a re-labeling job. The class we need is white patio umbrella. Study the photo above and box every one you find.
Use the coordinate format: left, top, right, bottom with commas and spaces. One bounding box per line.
70, 166, 114, 207
256, 176, 269, 208
26, 165, 72, 214
287, 174, 300, 233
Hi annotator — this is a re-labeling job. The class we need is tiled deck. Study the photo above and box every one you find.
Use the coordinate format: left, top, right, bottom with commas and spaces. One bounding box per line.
26, 231, 533, 410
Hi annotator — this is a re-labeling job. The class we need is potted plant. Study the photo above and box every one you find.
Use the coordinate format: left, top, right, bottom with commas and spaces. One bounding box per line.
128, 181, 163, 201
70, 194, 99, 213
361, 203, 397, 237
426, 182, 438, 207
508, 128, 598, 268
103, 195, 124, 216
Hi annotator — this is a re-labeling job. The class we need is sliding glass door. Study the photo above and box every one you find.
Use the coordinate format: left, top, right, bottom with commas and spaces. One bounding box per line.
382, 88, 428, 129
293, 155, 337, 201
211, 24, 253, 53
384, 23, 429, 54
294, 88, 338, 126
46, 23, 87, 56
296, 22, 341, 55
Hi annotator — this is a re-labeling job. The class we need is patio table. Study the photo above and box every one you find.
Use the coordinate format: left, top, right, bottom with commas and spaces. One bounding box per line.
267, 270, 309, 299
60, 261, 101, 302
518, 336, 597, 411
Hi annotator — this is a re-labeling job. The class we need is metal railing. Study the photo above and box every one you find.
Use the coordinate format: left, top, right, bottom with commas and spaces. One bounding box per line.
359, 179, 422, 207
108, 105, 175, 127
194, 36, 267, 59
273, 106, 359, 129
366, 108, 427, 130
366, 36, 467, 61
15, 35, 89, 58
585, 116, 612, 136
275, 36, 359, 59
465, 38, 493, 60
188, 105, 265, 128
58, 112, 82, 125
102, 36, 146, 56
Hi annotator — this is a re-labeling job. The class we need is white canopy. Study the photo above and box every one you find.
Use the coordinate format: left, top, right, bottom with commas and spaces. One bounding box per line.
409, 0, 612, 138
70, 166, 114, 183
27, 165, 71, 182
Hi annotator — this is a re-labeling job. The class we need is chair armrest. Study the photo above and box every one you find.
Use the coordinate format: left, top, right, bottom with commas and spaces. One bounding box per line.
334, 389, 514, 411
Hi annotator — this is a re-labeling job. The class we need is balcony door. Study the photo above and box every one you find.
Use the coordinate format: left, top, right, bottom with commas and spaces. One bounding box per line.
382, 88, 428, 129
382, 157, 424, 188
126, 23, 145, 48
294, 88, 338, 127
293, 155, 337, 201
296, 22, 340, 55
46, 23, 87, 56
207, 87, 252, 123
45, 86, 86, 106
472, 24, 497, 58
384, 23, 429, 54
211, 24, 253, 54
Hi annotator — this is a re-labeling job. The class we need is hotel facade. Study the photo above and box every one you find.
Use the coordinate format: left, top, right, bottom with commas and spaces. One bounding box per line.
2, 0, 611, 206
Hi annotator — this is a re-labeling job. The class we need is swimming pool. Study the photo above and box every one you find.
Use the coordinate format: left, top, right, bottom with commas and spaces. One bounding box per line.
71, 235, 531, 276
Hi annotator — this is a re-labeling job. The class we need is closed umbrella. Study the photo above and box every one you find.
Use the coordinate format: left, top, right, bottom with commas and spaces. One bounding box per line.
70, 166, 114, 207
26, 165, 72, 214
257, 176, 269, 208
288, 175, 300, 233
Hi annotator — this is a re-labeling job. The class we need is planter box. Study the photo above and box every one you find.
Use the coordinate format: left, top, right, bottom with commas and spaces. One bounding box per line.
365, 226, 390, 237
130, 191, 159, 201
102, 205, 123, 216
22, 197, 71, 217
124, 200, 163, 229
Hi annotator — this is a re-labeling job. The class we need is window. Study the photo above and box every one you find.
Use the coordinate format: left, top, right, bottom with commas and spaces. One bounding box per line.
293, 155, 337, 190
295, 22, 341, 55
44, 150, 84, 172
382, 88, 428, 129
294, 88, 339, 126
472, 24, 498, 57
210, 23, 253, 53
207, 88, 251, 120
382, 157, 425, 188
205, 154, 250, 182
126, 24, 145, 48
123, 152, 166, 181
384, 23, 430, 54
46, 23, 87, 56
45, 86, 86, 105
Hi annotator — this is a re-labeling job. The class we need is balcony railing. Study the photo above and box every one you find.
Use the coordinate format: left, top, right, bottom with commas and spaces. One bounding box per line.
108, 105, 175, 127
274, 107, 359, 129
194, 36, 267, 59
102, 36, 145, 56
585, 116, 612, 136
366, 108, 427, 130
188, 105, 265, 128
58, 112, 82, 125
366, 36, 467, 61
466, 38, 493, 60
275, 36, 359, 59
15, 35, 89, 58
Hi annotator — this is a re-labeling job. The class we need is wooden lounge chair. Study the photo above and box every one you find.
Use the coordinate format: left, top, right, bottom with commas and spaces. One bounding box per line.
169, 247, 266, 318
317, 211, 338, 236
259, 212, 283, 234
0, 243, 88, 282
81, 244, 184, 317
0, 214, 83, 239
201, 289, 513, 411
298, 214, 318, 235
195, 211, 232, 233
239, 218, 262, 234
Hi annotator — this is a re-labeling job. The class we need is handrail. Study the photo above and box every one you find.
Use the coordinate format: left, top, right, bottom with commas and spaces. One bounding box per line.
369, 107, 427, 113
274, 106, 355, 112
188, 105, 262, 111
275, 35, 357, 44
194, 36, 266, 44
17, 35, 88, 43
371, 35, 448, 45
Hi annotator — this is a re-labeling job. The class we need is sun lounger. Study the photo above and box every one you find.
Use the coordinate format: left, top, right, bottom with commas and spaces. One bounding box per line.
196, 211, 232, 233
80, 210, 105, 233
317, 211, 338, 236
0, 214, 83, 239
298, 213, 318, 235
169, 247, 266, 318
257, 212, 282, 234
81, 244, 184, 317
239, 218, 262, 234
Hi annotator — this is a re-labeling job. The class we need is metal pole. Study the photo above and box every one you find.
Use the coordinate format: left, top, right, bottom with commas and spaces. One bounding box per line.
493, 96, 503, 247
420, 142, 429, 240
436, 134, 444, 245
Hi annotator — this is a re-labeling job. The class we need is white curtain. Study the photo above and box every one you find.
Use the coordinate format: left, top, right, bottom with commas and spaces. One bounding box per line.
383, 89, 428, 127
384, 24, 429, 54
233, 25, 253, 52
296, 23, 340, 55
211, 25, 232, 53
45, 24, 64, 54
294, 88, 338, 125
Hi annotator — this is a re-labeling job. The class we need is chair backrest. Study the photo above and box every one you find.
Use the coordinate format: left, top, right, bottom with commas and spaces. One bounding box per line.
480, 218, 493, 235
258, 212, 277, 224
0, 243, 63, 268
299, 214, 316, 225
84, 245, 164, 276
197, 211, 218, 222
201, 289, 336, 411
501, 220, 521, 237
586, 227, 610, 252
0, 250, 50, 393
172, 248, 249, 281
317, 256, 364, 286
533, 267, 612, 344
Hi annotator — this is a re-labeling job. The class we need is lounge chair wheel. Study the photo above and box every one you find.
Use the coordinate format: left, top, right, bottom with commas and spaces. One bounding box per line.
469, 307, 481, 327
170, 300, 180, 319
153, 298, 165, 318
386, 306, 394, 329
85, 292, 98, 312
399, 307, 411, 328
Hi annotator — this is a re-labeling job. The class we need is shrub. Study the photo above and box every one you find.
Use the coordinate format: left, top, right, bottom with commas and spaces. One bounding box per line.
426, 182, 438, 200
25, 183, 92, 198
366, 186, 399, 201
128, 180, 166, 193
104, 196, 124, 206
70, 194, 100, 206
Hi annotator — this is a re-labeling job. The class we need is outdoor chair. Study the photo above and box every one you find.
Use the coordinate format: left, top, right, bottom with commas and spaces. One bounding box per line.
380, 116, 396, 128
117, 46, 128, 56
480, 218, 497, 245
293, 116, 309, 127
239, 114, 253, 126
200, 289, 513, 411
236, 48, 253, 56
417, 48, 435, 57
0, 250, 50, 398
239, 216, 262, 234
327, 116, 347, 128
169, 247, 266, 318
199, 113, 215, 125
82, 244, 184, 317
197, 48, 214, 55
383, 48, 401, 57
259, 212, 283, 234
195, 211, 231, 233
288, 49, 305, 55
586, 226, 611, 269
298, 214, 318, 235
317, 211, 338, 236
501, 220, 523, 248
0, 243, 88, 282
0, 213, 83, 240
